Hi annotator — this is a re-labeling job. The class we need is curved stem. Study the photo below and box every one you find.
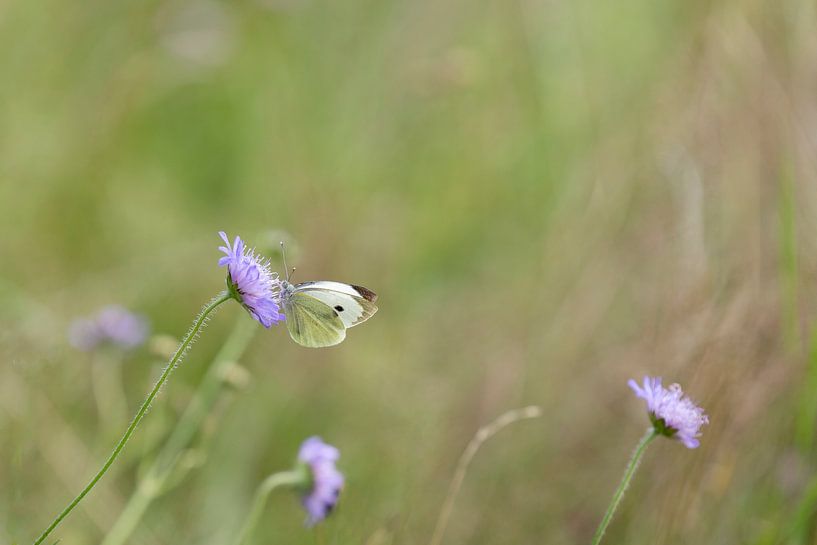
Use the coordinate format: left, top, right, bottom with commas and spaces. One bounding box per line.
232, 470, 305, 545
101, 316, 258, 545
33, 291, 232, 545
429, 406, 542, 545
591, 428, 657, 545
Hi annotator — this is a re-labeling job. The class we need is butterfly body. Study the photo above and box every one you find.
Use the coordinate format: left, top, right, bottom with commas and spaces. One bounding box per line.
281, 280, 378, 348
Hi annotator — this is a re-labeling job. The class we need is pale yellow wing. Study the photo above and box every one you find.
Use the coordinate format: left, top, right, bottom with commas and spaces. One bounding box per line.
284, 292, 347, 348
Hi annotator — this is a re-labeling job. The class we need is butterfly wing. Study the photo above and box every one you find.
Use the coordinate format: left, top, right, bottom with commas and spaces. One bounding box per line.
293, 281, 378, 328
284, 291, 347, 348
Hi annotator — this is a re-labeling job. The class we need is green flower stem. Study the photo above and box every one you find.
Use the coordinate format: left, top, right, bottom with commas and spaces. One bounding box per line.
33, 291, 232, 545
233, 470, 307, 545
591, 428, 658, 545
101, 316, 258, 545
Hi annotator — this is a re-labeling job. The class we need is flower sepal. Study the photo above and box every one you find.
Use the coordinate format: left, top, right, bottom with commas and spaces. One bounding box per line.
648, 414, 677, 439
225, 271, 242, 304
289, 461, 313, 493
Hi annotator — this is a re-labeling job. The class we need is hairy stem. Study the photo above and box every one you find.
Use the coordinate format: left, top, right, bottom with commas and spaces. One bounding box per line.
591, 428, 657, 545
33, 291, 232, 545
101, 316, 257, 545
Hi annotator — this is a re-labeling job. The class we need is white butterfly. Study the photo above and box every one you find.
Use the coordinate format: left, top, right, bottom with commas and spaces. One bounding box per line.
277, 244, 378, 348
281, 280, 378, 348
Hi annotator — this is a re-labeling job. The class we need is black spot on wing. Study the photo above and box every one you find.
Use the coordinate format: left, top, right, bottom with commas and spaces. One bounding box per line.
351, 285, 377, 302
334, 305, 344, 312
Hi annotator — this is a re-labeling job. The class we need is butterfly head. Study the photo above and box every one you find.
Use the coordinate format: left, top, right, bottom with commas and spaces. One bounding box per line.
281, 280, 296, 295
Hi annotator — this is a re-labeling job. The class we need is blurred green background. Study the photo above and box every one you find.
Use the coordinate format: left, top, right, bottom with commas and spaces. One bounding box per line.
2, 0, 817, 543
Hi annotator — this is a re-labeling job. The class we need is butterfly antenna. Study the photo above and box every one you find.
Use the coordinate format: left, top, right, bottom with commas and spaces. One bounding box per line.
290, 267, 296, 282
280, 241, 290, 282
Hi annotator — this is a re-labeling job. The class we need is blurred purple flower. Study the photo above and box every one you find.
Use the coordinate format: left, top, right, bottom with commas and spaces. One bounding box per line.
298, 436, 344, 526
69, 306, 149, 351
218, 231, 283, 328
628, 376, 708, 448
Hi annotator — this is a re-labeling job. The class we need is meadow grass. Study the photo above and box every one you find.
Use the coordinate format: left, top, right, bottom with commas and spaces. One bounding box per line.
2, 0, 817, 543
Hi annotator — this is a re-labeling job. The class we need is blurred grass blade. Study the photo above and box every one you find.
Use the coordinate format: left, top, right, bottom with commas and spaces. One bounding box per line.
428, 406, 542, 545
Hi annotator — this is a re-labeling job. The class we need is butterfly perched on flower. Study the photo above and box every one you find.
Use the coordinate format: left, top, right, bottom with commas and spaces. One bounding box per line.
280, 280, 378, 348
277, 241, 378, 348
220, 232, 378, 348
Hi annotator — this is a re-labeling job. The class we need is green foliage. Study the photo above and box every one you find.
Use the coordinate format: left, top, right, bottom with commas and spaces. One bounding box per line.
1, 0, 816, 544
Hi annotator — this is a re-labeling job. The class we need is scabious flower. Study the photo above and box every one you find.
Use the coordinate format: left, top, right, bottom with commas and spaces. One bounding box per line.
218, 231, 283, 328
297, 436, 344, 526
69, 306, 149, 351
628, 376, 708, 448
590, 378, 707, 544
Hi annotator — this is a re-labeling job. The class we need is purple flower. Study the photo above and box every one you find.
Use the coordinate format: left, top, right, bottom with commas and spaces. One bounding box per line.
628, 376, 708, 448
297, 436, 344, 526
69, 306, 149, 351
218, 232, 283, 328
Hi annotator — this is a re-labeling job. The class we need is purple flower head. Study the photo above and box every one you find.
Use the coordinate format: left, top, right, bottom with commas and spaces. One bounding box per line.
297, 436, 344, 526
218, 232, 283, 328
629, 376, 709, 448
69, 306, 149, 351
